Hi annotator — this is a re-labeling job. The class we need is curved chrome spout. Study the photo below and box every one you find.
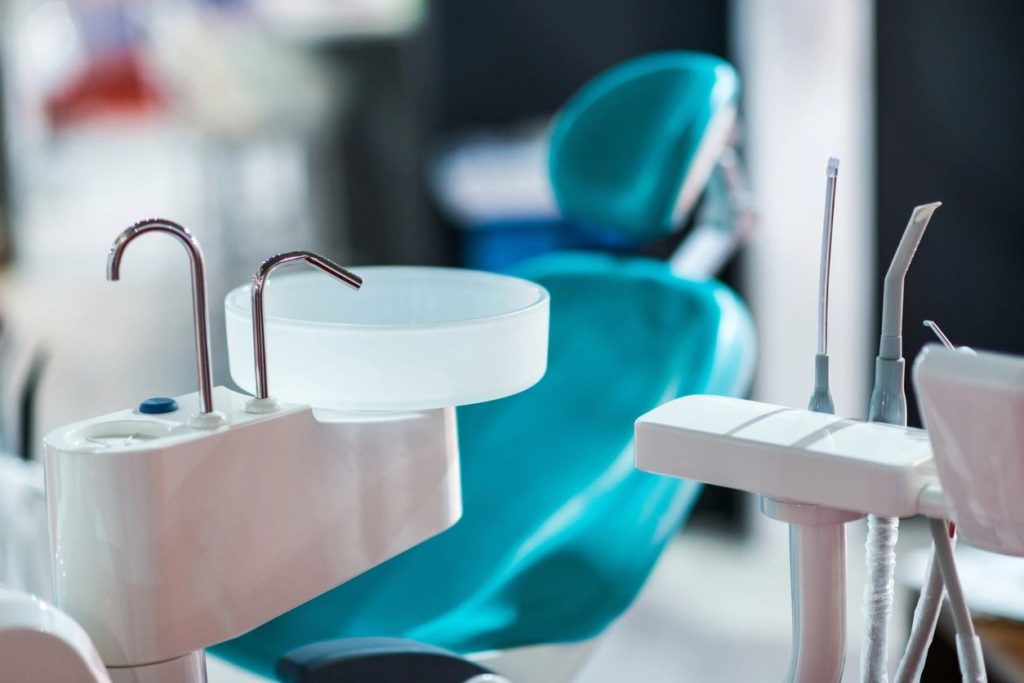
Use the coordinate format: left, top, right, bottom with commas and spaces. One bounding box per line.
107, 218, 217, 417
250, 251, 362, 403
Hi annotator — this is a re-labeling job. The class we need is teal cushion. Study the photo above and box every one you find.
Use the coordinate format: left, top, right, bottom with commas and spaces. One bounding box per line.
549, 52, 739, 239
213, 253, 754, 678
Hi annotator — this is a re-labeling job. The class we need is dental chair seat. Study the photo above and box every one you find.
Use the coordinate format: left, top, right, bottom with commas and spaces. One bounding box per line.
212, 252, 755, 679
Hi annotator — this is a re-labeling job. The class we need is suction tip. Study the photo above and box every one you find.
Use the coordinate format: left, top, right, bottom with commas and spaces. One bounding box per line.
827, 157, 839, 177
914, 201, 942, 224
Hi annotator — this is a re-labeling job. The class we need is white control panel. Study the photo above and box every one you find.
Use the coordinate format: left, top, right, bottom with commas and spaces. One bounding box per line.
635, 395, 939, 517
50, 388, 305, 454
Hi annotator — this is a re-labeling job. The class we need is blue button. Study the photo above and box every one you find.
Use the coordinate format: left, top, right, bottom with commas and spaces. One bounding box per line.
139, 397, 179, 415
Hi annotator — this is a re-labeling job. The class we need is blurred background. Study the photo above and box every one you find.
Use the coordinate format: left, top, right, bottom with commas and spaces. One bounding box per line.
1, 1, 1022, 681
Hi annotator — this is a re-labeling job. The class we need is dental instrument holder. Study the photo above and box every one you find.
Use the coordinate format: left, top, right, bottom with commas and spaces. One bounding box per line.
635, 398, 940, 682
635, 200, 947, 683
634, 390, 986, 683
43, 225, 550, 683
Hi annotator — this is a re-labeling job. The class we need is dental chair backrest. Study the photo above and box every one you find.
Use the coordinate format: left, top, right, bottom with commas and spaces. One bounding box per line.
213, 51, 753, 678
549, 51, 739, 239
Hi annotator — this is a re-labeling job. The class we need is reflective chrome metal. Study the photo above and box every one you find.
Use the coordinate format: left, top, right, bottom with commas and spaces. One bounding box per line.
923, 320, 955, 350
817, 157, 839, 356
251, 251, 362, 400
107, 218, 216, 415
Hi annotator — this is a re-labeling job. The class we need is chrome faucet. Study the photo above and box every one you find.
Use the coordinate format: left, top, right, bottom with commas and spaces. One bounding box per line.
107, 218, 223, 425
248, 251, 362, 411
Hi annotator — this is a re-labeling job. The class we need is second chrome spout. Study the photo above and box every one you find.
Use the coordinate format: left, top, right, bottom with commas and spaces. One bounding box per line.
249, 251, 362, 409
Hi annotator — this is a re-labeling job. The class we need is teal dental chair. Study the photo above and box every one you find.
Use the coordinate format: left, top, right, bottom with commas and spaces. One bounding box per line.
213, 51, 755, 682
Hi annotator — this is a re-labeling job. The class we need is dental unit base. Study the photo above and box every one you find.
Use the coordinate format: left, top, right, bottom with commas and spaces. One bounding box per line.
635, 395, 947, 683
43, 386, 462, 680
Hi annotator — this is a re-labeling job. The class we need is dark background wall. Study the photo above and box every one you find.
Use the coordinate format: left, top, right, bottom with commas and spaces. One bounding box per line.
433, 0, 728, 129
877, 0, 1024, 426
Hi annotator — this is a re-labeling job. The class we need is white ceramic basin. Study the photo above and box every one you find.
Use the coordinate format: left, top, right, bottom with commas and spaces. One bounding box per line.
225, 266, 549, 411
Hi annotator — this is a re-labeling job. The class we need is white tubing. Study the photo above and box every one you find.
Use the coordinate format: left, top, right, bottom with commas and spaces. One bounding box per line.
893, 554, 945, 683
929, 518, 987, 683
956, 636, 986, 683
787, 522, 848, 683
861, 515, 899, 683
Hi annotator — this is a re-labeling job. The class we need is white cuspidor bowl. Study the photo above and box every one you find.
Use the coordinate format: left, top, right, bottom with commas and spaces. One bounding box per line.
225, 266, 549, 411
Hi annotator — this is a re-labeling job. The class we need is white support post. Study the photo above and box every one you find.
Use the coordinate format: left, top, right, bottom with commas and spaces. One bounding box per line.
732, 0, 876, 417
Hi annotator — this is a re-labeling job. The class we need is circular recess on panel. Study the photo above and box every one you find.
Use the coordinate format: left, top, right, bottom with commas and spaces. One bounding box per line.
68, 420, 175, 451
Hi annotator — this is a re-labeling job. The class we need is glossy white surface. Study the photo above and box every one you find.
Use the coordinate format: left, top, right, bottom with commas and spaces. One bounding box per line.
635, 395, 938, 517
43, 387, 462, 669
225, 267, 549, 411
0, 457, 50, 597
0, 587, 111, 682
914, 345, 1024, 556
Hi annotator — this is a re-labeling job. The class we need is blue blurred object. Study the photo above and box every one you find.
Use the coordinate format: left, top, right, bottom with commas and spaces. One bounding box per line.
461, 218, 635, 273
213, 252, 755, 677
549, 52, 739, 240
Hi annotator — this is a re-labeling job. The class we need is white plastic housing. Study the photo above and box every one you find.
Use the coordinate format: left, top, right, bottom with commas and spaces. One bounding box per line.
635, 395, 938, 517
43, 387, 461, 668
914, 345, 1024, 556
225, 267, 550, 411
0, 587, 111, 682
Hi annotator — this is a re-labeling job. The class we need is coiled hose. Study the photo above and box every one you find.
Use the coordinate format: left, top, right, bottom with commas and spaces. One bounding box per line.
861, 515, 899, 683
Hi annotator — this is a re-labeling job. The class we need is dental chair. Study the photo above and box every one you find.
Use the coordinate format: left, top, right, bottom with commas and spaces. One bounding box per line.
212, 51, 755, 682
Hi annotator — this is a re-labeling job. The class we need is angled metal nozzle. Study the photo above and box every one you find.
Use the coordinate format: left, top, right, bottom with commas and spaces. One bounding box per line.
867, 202, 941, 426
250, 251, 362, 404
879, 202, 942, 360
923, 320, 955, 350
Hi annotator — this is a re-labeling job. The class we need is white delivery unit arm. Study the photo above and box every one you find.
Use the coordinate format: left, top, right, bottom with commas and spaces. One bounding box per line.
635, 395, 940, 518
